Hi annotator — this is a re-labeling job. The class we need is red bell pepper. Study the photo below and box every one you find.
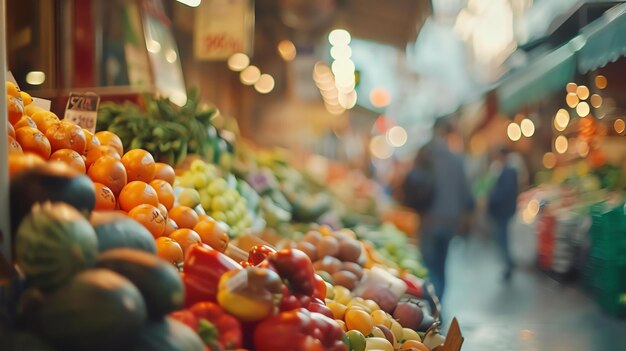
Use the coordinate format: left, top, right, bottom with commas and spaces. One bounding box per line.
247, 244, 276, 265
254, 308, 348, 351
307, 300, 334, 319
279, 284, 312, 312
401, 273, 425, 298
312, 273, 327, 300
170, 302, 242, 351
183, 243, 242, 306
268, 248, 316, 296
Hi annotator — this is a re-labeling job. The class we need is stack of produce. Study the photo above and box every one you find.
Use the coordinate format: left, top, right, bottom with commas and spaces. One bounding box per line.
175, 159, 256, 237
3, 82, 453, 351
97, 89, 234, 168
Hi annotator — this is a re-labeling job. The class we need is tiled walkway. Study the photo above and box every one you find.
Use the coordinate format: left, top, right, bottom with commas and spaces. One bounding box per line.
441, 235, 626, 351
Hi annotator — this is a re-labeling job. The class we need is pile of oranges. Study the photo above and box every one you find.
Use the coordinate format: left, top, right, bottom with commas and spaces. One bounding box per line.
5, 81, 229, 266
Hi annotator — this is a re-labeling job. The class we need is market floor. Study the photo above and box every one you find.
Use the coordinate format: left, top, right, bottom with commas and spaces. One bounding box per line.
440, 235, 626, 351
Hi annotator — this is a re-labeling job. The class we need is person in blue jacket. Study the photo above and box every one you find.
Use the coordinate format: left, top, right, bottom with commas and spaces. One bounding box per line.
488, 147, 519, 281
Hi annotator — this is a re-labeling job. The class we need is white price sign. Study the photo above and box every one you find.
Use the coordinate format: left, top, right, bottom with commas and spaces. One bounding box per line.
63, 92, 100, 133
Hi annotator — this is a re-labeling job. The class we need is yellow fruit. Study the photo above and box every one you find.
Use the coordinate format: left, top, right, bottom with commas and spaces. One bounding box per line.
177, 188, 201, 208
390, 320, 404, 343
402, 328, 422, 342
6, 82, 20, 97
333, 285, 353, 305
326, 299, 347, 320
365, 337, 394, 351
371, 309, 392, 328
19, 91, 32, 105
345, 308, 373, 335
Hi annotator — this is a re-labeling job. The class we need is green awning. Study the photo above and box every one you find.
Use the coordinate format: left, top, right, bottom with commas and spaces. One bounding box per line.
578, 3, 626, 73
496, 42, 577, 116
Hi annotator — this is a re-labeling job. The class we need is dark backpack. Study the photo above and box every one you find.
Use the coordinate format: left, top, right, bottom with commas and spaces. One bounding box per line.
401, 149, 435, 213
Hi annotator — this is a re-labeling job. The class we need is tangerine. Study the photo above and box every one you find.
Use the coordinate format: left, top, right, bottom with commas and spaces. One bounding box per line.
19, 91, 32, 105
95, 131, 124, 156
13, 116, 37, 130
8, 136, 23, 154
87, 155, 127, 195
6, 82, 20, 97
23, 103, 44, 117
150, 179, 175, 210
153, 162, 176, 185
93, 182, 117, 211
44, 122, 86, 154
168, 228, 202, 255
49, 149, 86, 173
168, 206, 199, 229
155, 237, 184, 267
8, 152, 45, 178
85, 145, 120, 168
15, 126, 51, 159
118, 181, 159, 212
193, 219, 229, 252
83, 129, 101, 153
30, 111, 59, 131
121, 149, 156, 183
129, 204, 167, 239
7, 96, 24, 125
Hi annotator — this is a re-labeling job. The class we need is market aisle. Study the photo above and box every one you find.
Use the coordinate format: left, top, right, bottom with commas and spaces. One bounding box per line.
441, 235, 626, 351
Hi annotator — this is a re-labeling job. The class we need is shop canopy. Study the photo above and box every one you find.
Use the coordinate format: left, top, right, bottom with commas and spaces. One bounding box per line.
495, 3, 626, 116
577, 3, 626, 73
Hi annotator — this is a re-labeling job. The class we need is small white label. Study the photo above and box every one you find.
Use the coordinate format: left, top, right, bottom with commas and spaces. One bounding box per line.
63, 92, 100, 133
31, 97, 51, 111
6, 71, 18, 87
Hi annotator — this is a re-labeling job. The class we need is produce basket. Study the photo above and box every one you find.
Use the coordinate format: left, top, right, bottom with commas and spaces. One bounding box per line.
584, 202, 626, 316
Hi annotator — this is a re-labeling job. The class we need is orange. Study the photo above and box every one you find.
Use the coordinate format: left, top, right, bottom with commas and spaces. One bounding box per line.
83, 129, 101, 153
168, 206, 199, 229
44, 121, 86, 154
7, 95, 24, 125
128, 203, 167, 239
168, 228, 202, 255
8, 136, 23, 154
163, 218, 178, 236
8, 123, 15, 138
13, 116, 37, 130
6, 82, 20, 98
150, 179, 175, 210
400, 340, 428, 351
15, 127, 51, 159
49, 149, 86, 173
62, 122, 87, 154
85, 145, 120, 168
30, 111, 59, 131
87, 155, 127, 196
19, 91, 32, 105
23, 102, 44, 117
95, 131, 124, 156
8, 152, 45, 178
93, 182, 117, 211
118, 181, 159, 212
121, 149, 156, 183
155, 237, 184, 267
153, 162, 176, 185
193, 219, 229, 252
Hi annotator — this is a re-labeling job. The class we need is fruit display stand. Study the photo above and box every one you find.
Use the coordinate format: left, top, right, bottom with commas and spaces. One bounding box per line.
2, 53, 463, 351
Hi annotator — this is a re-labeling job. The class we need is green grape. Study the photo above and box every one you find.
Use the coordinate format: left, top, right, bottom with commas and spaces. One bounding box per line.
211, 196, 228, 212
190, 159, 207, 173
208, 178, 228, 196
193, 172, 210, 189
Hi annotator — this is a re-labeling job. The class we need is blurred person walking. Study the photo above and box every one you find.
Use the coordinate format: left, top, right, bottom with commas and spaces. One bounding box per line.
487, 147, 518, 281
403, 118, 474, 301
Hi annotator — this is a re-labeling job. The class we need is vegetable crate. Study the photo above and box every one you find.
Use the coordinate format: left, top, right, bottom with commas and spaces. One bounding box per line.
585, 202, 626, 317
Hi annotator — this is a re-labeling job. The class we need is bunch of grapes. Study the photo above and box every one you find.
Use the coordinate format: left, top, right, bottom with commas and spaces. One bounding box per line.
176, 160, 252, 236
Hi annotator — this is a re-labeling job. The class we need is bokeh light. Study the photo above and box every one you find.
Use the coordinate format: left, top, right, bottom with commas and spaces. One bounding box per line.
576, 102, 590, 117
576, 85, 590, 100
240, 65, 261, 85
386, 126, 408, 147
595, 75, 607, 89
228, 53, 250, 71
520, 118, 535, 137
369, 135, 393, 159
507, 122, 521, 141
543, 152, 557, 169
554, 109, 569, 131
555, 135, 568, 154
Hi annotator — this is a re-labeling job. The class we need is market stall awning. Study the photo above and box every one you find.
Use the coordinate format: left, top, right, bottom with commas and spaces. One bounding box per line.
577, 3, 626, 73
496, 42, 577, 115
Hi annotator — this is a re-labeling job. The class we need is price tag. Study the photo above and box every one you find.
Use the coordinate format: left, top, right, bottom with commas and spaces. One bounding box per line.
32, 97, 51, 111
63, 92, 100, 133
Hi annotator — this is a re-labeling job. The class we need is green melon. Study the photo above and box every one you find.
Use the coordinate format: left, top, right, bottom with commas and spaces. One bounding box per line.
15, 202, 98, 292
